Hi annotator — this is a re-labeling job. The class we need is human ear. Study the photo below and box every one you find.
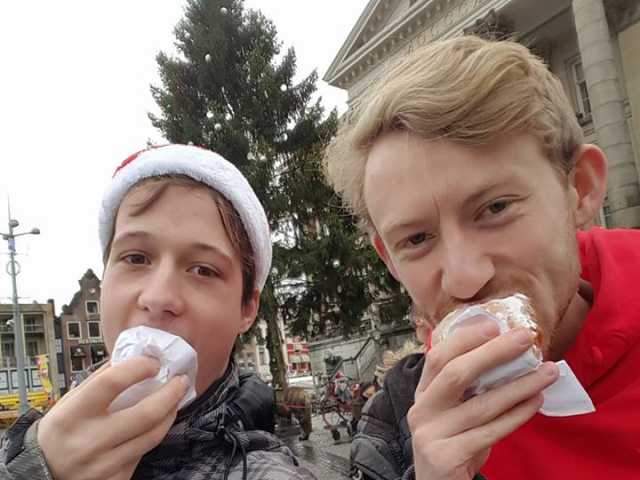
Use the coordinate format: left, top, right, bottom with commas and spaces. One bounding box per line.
568, 144, 608, 229
372, 232, 400, 281
239, 289, 260, 334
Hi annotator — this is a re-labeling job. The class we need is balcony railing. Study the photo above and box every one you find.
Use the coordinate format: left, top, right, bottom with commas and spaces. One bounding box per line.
0, 324, 45, 334
1, 356, 43, 368
24, 324, 45, 333
0, 325, 12, 334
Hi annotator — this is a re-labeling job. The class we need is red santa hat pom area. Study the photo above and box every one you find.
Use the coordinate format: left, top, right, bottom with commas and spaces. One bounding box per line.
98, 144, 272, 291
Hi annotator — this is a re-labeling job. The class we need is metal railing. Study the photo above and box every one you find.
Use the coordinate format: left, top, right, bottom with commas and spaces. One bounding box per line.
0, 324, 44, 334
24, 324, 44, 333
328, 335, 381, 383
1, 356, 42, 368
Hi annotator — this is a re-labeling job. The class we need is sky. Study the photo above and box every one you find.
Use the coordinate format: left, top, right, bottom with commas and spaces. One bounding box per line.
0, 0, 368, 311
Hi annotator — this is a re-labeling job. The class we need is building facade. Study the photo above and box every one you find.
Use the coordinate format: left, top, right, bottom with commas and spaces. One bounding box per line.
325, 0, 640, 228
234, 320, 312, 381
286, 336, 311, 375
0, 300, 61, 399
60, 269, 107, 393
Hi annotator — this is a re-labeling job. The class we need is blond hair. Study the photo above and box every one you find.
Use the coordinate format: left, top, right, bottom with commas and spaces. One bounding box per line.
374, 340, 423, 385
323, 36, 584, 230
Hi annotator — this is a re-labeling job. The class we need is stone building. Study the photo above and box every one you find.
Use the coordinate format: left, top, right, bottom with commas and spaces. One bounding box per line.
234, 319, 311, 382
286, 336, 311, 375
60, 269, 107, 393
0, 300, 61, 399
325, 0, 640, 228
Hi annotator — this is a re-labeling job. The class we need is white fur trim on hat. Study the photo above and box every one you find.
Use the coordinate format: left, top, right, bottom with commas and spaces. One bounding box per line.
98, 144, 272, 291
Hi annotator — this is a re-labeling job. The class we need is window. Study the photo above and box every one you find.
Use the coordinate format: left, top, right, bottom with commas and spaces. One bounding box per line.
26, 340, 39, 358
91, 345, 107, 364
2, 341, 15, 362
88, 321, 101, 339
258, 348, 266, 365
67, 322, 81, 339
570, 58, 591, 119
86, 301, 100, 315
71, 357, 84, 372
0, 316, 11, 335
23, 314, 44, 333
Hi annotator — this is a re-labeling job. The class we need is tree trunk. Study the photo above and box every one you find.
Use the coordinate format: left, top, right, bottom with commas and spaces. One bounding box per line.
266, 314, 288, 393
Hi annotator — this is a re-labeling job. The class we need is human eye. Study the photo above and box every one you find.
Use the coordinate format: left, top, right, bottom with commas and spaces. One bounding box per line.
188, 265, 218, 278
477, 198, 517, 221
400, 232, 434, 253
487, 200, 509, 215
408, 233, 427, 246
122, 253, 149, 265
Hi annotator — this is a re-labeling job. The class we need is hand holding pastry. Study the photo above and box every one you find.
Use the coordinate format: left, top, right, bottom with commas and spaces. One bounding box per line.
37, 356, 189, 480
408, 295, 559, 480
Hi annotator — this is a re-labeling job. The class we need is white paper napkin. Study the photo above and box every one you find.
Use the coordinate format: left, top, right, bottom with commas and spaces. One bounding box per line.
108, 326, 198, 412
443, 308, 595, 417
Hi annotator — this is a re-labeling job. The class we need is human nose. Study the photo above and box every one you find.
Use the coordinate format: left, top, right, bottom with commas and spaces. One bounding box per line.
137, 260, 185, 322
439, 231, 495, 301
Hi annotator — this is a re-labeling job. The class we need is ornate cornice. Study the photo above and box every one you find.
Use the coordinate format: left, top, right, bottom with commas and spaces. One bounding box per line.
325, 0, 513, 91
462, 8, 514, 39
605, 0, 640, 33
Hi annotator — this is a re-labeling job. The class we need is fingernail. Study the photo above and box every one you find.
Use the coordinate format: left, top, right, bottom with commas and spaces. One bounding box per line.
511, 328, 533, 346
540, 362, 558, 378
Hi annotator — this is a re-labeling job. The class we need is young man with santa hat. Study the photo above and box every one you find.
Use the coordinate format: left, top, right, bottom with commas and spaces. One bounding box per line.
1, 145, 316, 480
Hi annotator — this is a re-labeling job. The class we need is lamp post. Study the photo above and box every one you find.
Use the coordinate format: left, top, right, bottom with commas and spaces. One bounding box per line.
1, 202, 40, 415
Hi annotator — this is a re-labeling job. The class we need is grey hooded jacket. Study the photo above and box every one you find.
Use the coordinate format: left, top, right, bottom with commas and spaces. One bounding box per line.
351, 353, 486, 480
1, 361, 316, 480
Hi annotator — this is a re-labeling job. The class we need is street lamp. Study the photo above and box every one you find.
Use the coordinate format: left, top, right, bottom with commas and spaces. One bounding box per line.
1, 203, 40, 415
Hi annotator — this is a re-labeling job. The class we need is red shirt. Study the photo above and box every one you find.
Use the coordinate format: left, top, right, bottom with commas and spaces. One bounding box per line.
482, 228, 640, 479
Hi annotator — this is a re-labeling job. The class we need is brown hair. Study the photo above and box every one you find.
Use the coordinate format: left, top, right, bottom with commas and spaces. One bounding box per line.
104, 175, 256, 305
323, 36, 584, 230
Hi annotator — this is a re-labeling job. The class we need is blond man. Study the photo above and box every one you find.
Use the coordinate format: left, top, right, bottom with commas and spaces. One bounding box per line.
324, 36, 640, 480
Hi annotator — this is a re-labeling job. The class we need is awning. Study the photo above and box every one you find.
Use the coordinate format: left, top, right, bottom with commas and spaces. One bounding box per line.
71, 347, 86, 357
91, 346, 106, 356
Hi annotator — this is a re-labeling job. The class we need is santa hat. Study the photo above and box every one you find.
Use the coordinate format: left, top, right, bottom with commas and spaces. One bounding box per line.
98, 144, 272, 291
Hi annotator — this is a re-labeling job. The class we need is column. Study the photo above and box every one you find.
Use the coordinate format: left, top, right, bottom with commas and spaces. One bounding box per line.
573, 0, 640, 228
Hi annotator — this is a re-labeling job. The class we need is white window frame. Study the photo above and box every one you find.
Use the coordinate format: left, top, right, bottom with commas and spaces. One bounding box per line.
67, 321, 81, 339
88, 321, 101, 339
86, 301, 100, 315
568, 55, 592, 122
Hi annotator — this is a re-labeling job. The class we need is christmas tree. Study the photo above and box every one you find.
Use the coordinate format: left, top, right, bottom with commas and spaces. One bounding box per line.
150, 0, 409, 390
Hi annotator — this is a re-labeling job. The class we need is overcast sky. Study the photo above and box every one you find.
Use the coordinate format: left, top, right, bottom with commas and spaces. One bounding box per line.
0, 1, 367, 311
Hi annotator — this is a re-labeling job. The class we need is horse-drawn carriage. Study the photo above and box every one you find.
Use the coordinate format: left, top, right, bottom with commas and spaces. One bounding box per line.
317, 371, 377, 442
